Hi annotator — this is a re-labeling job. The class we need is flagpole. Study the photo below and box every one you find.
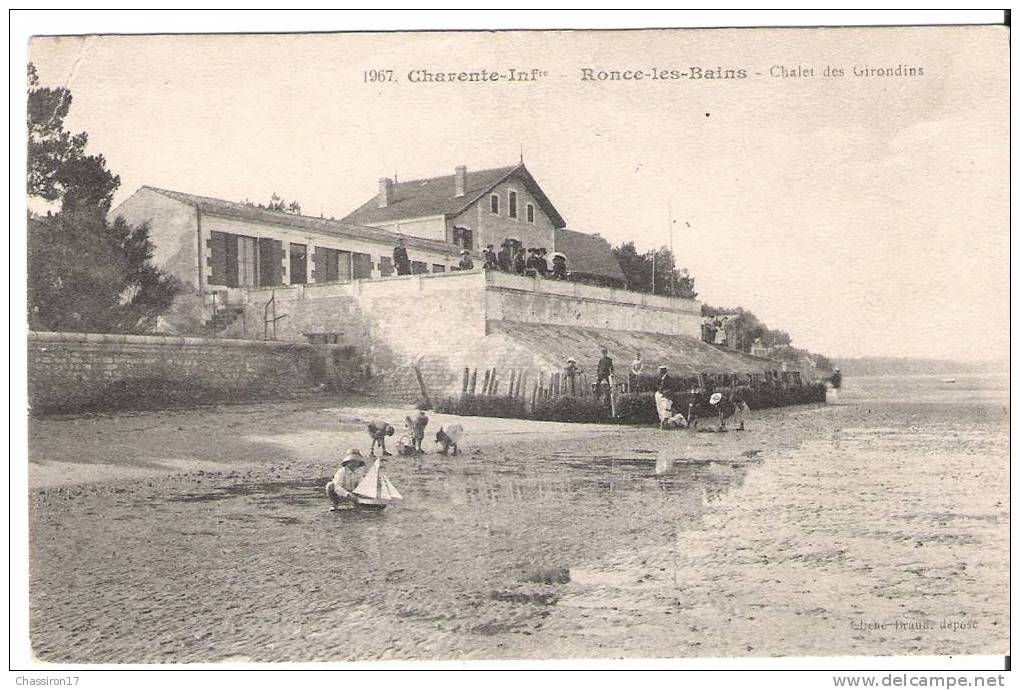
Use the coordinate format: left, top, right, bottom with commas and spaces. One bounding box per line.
651, 250, 655, 295
668, 201, 675, 299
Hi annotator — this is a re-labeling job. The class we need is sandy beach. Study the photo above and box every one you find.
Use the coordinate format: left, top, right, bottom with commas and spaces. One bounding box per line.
28, 374, 1009, 662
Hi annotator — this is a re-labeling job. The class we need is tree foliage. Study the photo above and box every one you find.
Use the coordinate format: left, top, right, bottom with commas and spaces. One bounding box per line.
28, 64, 120, 213
701, 303, 832, 371
611, 241, 697, 298
244, 192, 302, 215
28, 212, 181, 333
27, 63, 179, 334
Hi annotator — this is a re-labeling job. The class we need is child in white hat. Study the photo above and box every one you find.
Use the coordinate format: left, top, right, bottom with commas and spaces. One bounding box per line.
325, 449, 367, 511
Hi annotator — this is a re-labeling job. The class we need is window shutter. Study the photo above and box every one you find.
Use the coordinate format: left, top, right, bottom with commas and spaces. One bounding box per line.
353, 252, 373, 279
208, 231, 228, 286
223, 233, 239, 287
257, 237, 281, 286
272, 239, 284, 285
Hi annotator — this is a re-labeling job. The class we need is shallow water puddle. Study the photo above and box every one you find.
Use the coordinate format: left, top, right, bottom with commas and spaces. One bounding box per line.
168, 477, 329, 506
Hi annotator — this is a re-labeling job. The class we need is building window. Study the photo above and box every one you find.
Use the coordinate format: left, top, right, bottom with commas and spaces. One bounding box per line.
526, 203, 535, 224
237, 236, 259, 287
490, 194, 499, 215
378, 256, 394, 277
432, 264, 446, 273
211, 231, 271, 288
313, 247, 354, 283
411, 260, 429, 274
453, 226, 473, 250
508, 191, 518, 219
315, 247, 340, 282
289, 243, 308, 284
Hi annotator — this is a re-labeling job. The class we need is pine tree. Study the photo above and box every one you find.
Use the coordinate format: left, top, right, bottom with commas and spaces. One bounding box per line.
27, 63, 179, 333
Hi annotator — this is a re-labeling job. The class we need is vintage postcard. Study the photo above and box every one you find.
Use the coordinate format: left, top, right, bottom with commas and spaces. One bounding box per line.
16, 12, 1010, 675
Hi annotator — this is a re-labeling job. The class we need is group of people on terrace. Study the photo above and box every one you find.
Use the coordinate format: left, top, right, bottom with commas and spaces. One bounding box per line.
392, 236, 568, 279
473, 238, 569, 279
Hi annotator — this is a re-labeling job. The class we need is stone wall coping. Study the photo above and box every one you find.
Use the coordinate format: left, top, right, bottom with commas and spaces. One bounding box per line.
485, 270, 701, 314
28, 331, 323, 350
236, 268, 487, 302
231, 268, 700, 315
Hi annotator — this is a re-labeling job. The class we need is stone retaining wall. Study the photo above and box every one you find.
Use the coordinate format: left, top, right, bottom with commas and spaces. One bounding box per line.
27, 331, 359, 414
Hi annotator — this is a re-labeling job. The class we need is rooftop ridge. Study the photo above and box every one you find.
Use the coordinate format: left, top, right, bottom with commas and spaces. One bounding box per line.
384, 163, 519, 186
134, 186, 460, 254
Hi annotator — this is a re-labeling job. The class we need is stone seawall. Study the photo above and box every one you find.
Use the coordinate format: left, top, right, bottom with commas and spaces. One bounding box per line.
484, 271, 701, 338
204, 271, 741, 404
28, 331, 359, 414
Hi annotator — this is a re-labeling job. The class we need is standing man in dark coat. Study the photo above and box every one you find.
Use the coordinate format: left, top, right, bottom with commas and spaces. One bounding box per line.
513, 246, 527, 274
595, 346, 614, 405
497, 240, 512, 272
657, 364, 673, 394
525, 248, 539, 275
536, 248, 550, 277
483, 244, 499, 269
393, 237, 411, 276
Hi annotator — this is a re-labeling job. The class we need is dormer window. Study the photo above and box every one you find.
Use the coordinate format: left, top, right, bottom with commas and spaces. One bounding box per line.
490, 194, 499, 215
508, 191, 518, 219
526, 203, 535, 224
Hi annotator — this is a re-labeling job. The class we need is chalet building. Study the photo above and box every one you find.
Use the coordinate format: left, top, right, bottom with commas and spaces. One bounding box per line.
343, 163, 626, 287
343, 163, 562, 255
109, 163, 626, 313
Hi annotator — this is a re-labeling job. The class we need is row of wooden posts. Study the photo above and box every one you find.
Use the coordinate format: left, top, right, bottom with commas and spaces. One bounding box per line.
462, 366, 600, 408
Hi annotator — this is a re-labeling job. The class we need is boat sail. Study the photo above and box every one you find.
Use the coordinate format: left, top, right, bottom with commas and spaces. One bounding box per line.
352, 457, 403, 508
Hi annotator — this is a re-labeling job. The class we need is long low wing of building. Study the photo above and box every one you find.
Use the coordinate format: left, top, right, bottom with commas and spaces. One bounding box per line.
111, 186, 467, 295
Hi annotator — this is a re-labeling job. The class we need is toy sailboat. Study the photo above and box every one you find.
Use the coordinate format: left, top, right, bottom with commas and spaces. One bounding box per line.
351, 457, 403, 510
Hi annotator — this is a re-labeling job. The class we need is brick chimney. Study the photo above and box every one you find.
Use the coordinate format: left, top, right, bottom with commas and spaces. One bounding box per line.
454, 165, 467, 197
378, 177, 394, 208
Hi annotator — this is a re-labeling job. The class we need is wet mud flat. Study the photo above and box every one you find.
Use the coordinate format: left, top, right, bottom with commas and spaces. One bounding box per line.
28, 376, 1009, 662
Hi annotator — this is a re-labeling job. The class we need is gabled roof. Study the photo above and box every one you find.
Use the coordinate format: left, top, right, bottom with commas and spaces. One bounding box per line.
554, 228, 626, 283
341, 163, 567, 228
135, 186, 460, 255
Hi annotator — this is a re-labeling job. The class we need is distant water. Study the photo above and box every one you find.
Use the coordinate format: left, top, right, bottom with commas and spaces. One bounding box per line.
841, 373, 1010, 407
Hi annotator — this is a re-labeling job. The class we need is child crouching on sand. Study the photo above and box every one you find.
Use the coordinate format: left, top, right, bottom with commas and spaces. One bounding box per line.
367, 421, 395, 456
435, 423, 464, 455
325, 449, 367, 511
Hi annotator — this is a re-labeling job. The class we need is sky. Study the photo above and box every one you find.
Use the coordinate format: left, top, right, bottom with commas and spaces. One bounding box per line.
27, 26, 1009, 361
